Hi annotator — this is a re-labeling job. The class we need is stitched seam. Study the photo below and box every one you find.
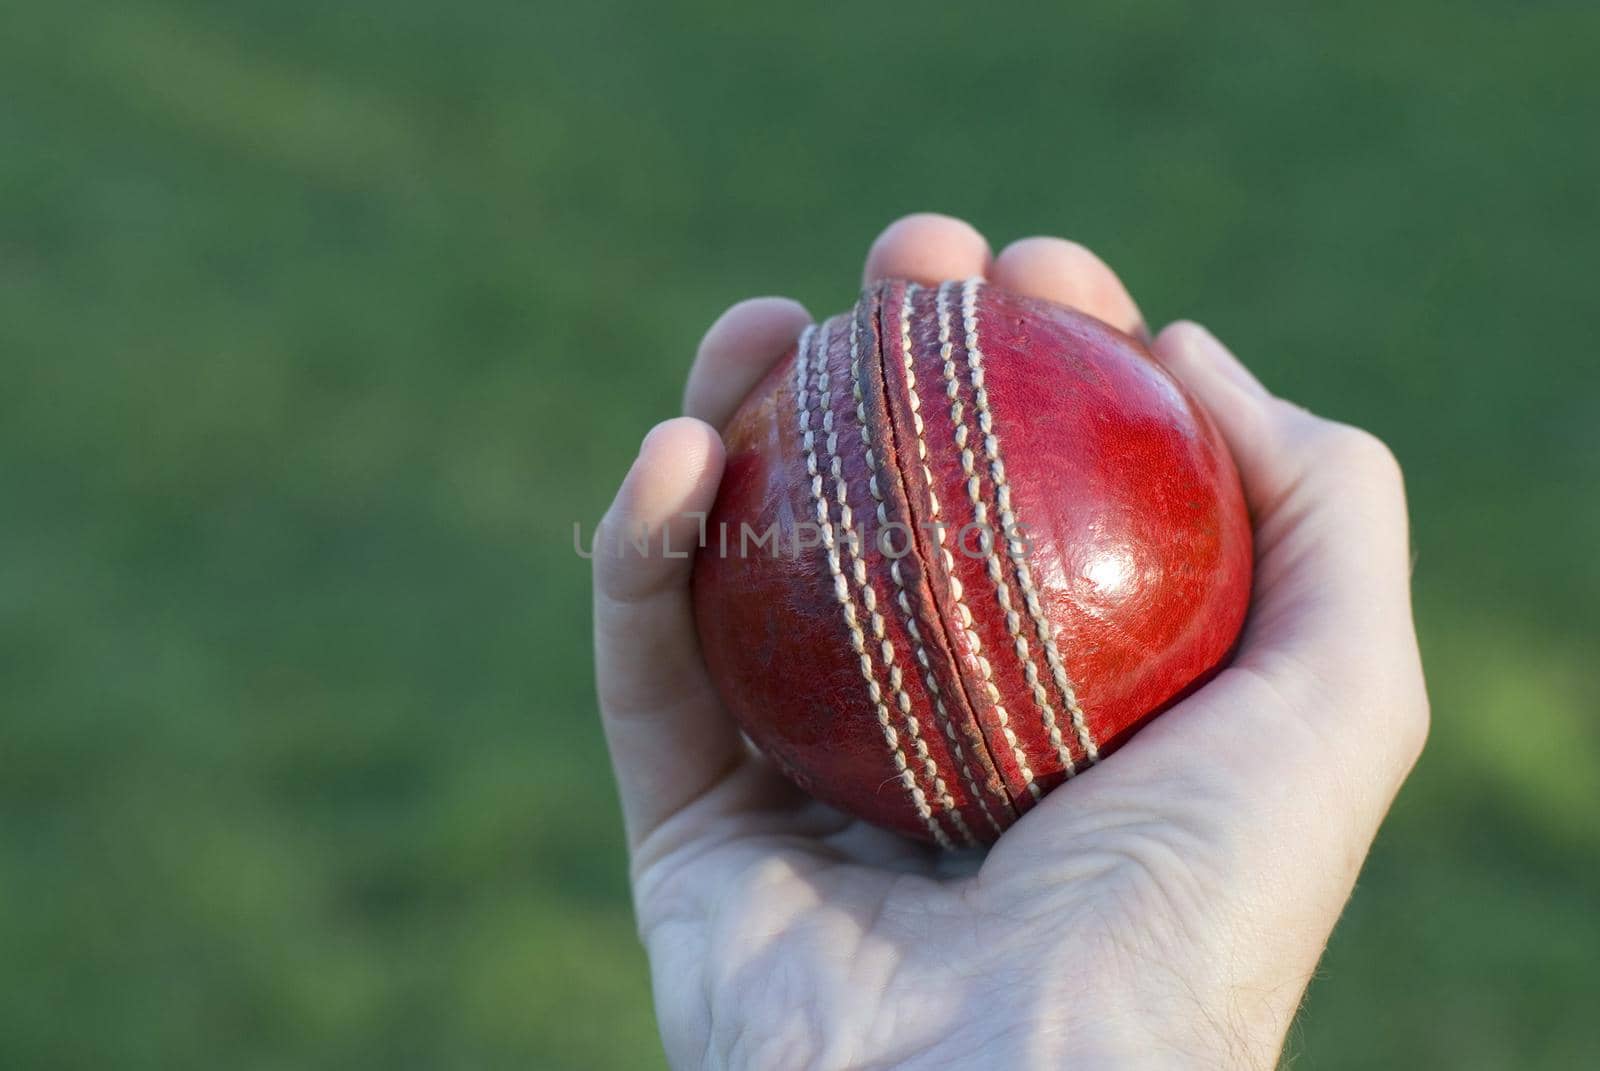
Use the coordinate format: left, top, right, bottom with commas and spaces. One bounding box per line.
837, 309, 971, 847
797, 320, 954, 849
951, 280, 1076, 781
888, 284, 1007, 837
932, 283, 1040, 799
961, 278, 1099, 765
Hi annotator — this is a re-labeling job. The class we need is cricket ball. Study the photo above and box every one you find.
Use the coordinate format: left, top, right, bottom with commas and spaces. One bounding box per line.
692, 279, 1251, 847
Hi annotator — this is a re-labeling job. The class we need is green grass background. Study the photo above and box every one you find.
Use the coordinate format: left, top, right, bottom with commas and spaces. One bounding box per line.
3, 1, 1597, 1067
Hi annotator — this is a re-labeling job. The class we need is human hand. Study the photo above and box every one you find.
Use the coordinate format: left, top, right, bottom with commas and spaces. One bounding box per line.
592, 214, 1428, 1069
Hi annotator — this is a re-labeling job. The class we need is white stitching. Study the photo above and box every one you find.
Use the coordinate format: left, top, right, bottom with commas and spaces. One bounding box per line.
797, 321, 954, 848
933, 283, 1040, 799
841, 294, 993, 841
834, 309, 970, 846
948, 281, 1075, 783
886, 285, 1007, 836
961, 278, 1099, 766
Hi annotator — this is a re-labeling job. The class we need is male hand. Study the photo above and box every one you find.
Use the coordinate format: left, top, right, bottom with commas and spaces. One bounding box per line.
592, 214, 1428, 1069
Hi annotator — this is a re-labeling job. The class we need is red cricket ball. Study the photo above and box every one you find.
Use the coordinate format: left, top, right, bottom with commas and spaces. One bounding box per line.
692, 279, 1252, 847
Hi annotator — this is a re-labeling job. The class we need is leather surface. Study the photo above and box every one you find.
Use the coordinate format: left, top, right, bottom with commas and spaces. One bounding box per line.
692, 280, 1252, 845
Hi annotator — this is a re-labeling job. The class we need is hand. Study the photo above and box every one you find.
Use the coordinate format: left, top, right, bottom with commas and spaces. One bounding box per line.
592, 214, 1429, 1070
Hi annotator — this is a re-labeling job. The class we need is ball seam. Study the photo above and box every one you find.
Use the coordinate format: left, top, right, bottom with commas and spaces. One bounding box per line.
861, 286, 1002, 839
960, 278, 1099, 767
797, 319, 955, 848
932, 282, 1044, 799
839, 306, 972, 846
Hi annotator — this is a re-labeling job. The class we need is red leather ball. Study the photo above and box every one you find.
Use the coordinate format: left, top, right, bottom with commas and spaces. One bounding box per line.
692, 279, 1252, 846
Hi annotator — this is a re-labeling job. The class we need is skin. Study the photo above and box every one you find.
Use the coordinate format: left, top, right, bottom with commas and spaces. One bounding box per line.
593, 214, 1430, 1070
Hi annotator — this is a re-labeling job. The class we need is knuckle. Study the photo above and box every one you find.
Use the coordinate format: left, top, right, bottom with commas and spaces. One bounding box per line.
1324, 425, 1402, 481
1393, 676, 1432, 769
1300, 423, 1407, 507
590, 513, 654, 600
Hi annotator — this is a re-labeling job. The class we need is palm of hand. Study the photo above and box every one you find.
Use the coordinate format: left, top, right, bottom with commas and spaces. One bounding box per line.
595, 217, 1427, 1070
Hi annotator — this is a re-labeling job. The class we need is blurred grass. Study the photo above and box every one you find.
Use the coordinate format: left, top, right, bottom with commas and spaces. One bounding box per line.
1, 1, 1596, 1067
